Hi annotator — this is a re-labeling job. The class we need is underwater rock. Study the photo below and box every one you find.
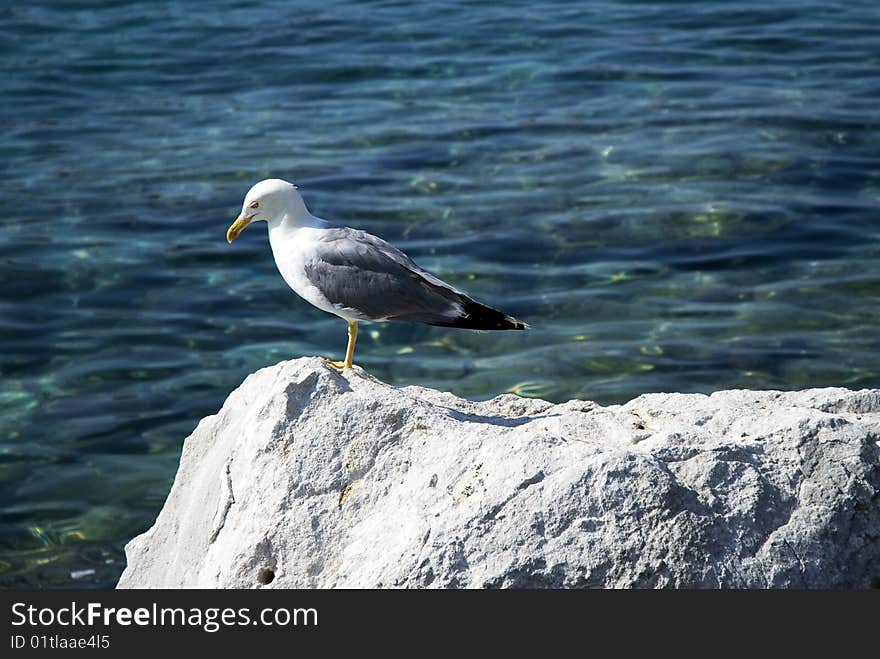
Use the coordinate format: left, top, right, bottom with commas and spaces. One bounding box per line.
117, 358, 880, 588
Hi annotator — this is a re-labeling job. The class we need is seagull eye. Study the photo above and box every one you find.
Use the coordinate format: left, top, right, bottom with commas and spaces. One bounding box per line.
249, 201, 259, 209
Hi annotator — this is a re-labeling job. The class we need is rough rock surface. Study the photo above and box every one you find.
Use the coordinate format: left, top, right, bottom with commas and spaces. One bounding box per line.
117, 358, 880, 589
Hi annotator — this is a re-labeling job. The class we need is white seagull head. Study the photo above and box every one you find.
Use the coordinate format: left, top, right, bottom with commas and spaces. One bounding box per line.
226, 178, 309, 243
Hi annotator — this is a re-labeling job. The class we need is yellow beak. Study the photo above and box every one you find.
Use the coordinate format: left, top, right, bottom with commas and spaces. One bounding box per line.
226, 214, 253, 243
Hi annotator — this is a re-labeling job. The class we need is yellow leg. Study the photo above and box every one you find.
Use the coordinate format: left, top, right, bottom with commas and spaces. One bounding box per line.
322, 321, 358, 370
344, 320, 358, 368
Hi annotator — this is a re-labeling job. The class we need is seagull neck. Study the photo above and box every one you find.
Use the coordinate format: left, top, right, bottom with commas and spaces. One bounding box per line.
267, 210, 324, 235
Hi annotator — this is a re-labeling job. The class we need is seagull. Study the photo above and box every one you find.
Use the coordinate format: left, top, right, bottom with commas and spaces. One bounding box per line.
226, 179, 528, 369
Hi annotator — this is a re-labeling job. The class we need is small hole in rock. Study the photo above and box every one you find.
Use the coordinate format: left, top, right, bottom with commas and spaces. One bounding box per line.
257, 568, 275, 585
871, 575, 880, 590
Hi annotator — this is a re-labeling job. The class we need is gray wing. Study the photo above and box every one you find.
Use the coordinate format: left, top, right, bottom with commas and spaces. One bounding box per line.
302, 227, 468, 324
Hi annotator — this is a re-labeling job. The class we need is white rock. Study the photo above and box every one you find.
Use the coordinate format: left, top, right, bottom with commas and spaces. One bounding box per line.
117, 358, 880, 588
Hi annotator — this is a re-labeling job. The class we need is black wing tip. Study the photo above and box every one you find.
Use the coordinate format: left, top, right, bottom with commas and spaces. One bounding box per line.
437, 297, 529, 331
496, 313, 529, 330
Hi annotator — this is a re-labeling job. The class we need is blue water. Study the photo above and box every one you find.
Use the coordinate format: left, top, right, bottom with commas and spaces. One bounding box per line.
2, 0, 879, 587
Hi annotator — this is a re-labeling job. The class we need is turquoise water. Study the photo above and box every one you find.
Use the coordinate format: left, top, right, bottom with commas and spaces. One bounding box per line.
2, 1, 879, 587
